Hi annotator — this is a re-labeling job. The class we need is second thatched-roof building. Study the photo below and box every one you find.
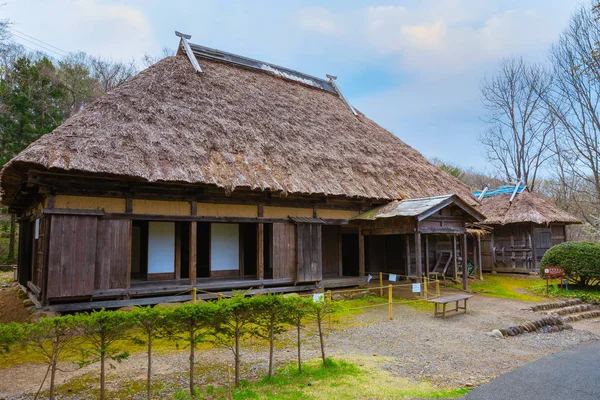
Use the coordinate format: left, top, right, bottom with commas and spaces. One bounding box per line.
474, 185, 581, 274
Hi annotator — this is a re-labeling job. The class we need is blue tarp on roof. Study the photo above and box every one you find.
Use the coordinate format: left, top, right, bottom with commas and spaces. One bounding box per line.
473, 184, 525, 199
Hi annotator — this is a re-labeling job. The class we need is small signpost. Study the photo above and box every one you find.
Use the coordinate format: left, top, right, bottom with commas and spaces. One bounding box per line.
543, 267, 565, 294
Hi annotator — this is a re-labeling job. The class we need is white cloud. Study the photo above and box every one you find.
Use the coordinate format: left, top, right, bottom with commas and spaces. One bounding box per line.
4, 0, 159, 61
296, 7, 337, 35
361, 4, 567, 76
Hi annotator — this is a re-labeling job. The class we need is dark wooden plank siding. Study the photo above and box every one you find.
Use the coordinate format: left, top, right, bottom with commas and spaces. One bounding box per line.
296, 224, 322, 282
17, 221, 32, 286
322, 225, 341, 278
95, 219, 131, 291
47, 215, 97, 299
551, 224, 566, 246
272, 223, 296, 279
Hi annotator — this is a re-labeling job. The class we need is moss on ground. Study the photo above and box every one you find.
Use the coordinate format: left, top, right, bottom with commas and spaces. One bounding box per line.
450, 274, 556, 302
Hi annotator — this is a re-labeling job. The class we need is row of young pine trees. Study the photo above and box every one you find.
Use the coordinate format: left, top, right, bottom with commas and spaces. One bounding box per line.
0, 293, 334, 400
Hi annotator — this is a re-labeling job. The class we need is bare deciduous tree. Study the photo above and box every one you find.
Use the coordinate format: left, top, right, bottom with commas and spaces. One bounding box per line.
543, 6, 600, 228
480, 57, 553, 191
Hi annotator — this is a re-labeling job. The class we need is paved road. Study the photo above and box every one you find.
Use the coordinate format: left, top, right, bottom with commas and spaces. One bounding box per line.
464, 340, 600, 400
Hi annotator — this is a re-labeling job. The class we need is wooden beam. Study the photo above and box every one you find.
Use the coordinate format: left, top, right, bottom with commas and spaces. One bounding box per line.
257, 223, 264, 280
462, 233, 468, 290
358, 227, 365, 277
46, 194, 55, 209
419, 226, 466, 234
453, 235, 458, 282
42, 208, 104, 216
361, 227, 414, 236
190, 200, 197, 216
415, 232, 423, 280
126, 197, 133, 213
189, 221, 197, 285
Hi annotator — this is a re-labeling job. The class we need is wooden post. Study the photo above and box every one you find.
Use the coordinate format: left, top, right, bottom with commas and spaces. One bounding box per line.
415, 232, 422, 279
477, 235, 483, 280
189, 221, 197, 285
436, 278, 440, 298
175, 223, 181, 280
462, 233, 468, 290
405, 235, 411, 278
327, 290, 332, 331
257, 223, 264, 281
192, 288, 197, 303
388, 284, 393, 320
423, 275, 428, 301
358, 227, 365, 277
379, 272, 383, 297
424, 235, 430, 279
452, 235, 458, 282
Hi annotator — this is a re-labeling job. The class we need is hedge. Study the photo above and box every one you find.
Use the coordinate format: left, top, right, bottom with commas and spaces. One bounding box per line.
540, 241, 600, 286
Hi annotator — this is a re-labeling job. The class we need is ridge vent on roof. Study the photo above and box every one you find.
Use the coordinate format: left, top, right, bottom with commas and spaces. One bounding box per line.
186, 41, 337, 94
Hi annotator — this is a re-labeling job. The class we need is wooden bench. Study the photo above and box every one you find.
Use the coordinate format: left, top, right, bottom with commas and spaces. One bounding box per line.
429, 294, 472, 318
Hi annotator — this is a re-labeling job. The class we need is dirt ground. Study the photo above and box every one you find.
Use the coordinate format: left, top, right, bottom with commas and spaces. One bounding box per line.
0, 271, 30, 324
0, 290, 598, 399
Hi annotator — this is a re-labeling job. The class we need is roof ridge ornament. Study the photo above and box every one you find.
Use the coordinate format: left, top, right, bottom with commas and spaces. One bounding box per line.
175, 31, 203, 73
326, 74, 358, 116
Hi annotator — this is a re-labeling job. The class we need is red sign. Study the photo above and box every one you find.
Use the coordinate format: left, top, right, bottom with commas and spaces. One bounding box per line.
543, 267, 565, 277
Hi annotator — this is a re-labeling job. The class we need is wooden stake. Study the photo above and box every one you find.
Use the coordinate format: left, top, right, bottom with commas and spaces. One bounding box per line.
327, 290, 332, 331
379, 272, 383, 297
192, 288, 197, 303
423, 275, 428, 302
388, 284, 393, 320
227, 362, 232, 400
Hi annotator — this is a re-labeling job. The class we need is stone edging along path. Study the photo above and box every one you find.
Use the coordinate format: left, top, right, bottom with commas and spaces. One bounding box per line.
486, 299, 600, 339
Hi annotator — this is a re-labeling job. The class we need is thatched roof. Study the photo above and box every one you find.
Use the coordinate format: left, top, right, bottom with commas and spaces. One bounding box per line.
352, 194, 484, 221
479, 191, 580, 225
1, 49, 477, 207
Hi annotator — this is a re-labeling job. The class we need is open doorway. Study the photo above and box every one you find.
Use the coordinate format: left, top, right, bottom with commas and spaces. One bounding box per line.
341, 232, 359, 276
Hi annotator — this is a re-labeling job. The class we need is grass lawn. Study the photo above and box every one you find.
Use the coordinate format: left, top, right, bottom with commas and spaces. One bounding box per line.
531, 283, 600, 302
452, 274, 559, 302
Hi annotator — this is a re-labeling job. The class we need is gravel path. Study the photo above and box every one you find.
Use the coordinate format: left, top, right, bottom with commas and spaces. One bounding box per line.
1, 292, 598, 399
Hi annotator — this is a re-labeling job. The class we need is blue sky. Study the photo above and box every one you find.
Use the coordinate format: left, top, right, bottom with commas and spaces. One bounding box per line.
2, 0, 584, 173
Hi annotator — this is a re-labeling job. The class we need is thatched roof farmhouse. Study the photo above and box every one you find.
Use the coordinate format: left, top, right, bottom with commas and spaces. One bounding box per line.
1, 34, 484, 310
474, 184, 580, 274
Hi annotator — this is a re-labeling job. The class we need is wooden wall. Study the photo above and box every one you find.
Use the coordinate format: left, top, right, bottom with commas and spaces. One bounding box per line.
95, 219, 131, 290
272, 223, 296, 280
480, 223, 568, 273
296, 224, 322, 282
47, 215, 97, 299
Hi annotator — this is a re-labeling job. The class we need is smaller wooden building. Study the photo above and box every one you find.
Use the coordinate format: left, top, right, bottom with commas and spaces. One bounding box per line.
475, 185, 581, 273
352, 195, 485, 288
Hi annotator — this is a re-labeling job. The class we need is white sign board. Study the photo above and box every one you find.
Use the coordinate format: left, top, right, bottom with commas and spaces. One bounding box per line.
412, 283, 421, 293
388, 273, 397, 282
313, 293, 325, 302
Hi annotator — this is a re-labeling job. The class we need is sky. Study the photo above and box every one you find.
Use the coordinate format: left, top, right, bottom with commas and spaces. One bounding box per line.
1, 0, 585, 173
